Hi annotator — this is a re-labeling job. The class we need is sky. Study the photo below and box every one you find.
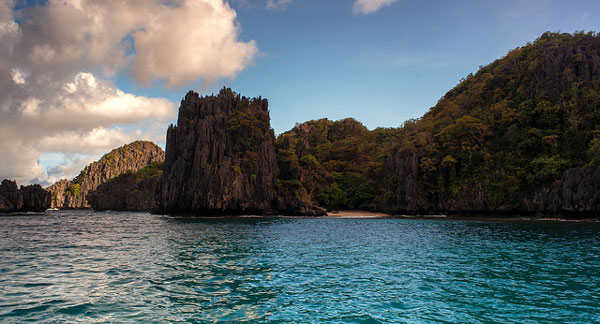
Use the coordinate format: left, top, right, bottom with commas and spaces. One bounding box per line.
1, 0, 599, 186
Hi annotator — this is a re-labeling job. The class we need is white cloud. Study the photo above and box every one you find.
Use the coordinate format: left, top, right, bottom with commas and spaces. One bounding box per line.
11, 0, 257, 88
353, 0, 400, 14
0, 0, 258, 185
0, 71, 176, 184
11, 68, 25, 84
266, 0, 291, 11
130, 0, 258, 87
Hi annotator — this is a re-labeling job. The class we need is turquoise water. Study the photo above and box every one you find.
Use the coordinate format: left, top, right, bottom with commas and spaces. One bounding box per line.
1, 211, 599, 323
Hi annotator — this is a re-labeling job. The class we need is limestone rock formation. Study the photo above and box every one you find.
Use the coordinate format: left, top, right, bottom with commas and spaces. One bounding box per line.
0, 180, 51, 213
156, 89, 280, 215
87, 162, 163, 211
379, 148, 420, 212
47, 141, 164, 209
529, 166, 600, 214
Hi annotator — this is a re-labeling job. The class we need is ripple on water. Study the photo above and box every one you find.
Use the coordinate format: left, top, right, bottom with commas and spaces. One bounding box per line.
0, 212, 599, 323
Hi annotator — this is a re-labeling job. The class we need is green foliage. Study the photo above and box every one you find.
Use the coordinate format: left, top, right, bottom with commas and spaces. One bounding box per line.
106, 162, 163, 185
276, 179, 313, 206
277, 147, 300, 180
317, 184, 348, 210
103, 153, 115, 166
227, 102, 271, 153
300, 154, 319, 168
588, 138, 600, 166
67, 183, 81, 197
348, 183, 376, 210
276, 117, 397, 210
527, 156, 570, 184
134, 162, 163, 183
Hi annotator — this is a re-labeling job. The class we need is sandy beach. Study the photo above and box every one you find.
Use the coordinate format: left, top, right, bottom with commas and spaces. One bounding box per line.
326, 210, 393, 218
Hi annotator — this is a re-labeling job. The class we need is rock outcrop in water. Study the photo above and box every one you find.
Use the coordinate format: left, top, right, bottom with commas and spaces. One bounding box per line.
47, 141, 164, 209
87, 162, 163, 211
0, 180, 51, 213
157, 89, 289, 215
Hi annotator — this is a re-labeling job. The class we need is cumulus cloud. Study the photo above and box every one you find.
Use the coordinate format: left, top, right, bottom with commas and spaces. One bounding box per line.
353, 0, 400, 14
13, 0, 257, 88
129, 0, 257, 87
0, 0, 256, 185
0, 71, 176, 184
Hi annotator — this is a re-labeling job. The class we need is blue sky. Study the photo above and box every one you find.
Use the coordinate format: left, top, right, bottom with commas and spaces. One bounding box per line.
1, 0, 599, 185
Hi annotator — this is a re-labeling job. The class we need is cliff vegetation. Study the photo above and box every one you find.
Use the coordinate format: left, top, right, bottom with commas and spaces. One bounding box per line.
87, 162, 164, 211
47, 140, 164, 209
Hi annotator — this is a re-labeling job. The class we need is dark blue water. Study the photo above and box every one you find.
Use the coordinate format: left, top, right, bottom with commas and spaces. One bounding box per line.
1, 211, 599, 323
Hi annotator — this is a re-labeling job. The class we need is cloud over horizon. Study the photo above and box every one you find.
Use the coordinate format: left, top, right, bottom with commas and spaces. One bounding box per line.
0, 0, 257, 185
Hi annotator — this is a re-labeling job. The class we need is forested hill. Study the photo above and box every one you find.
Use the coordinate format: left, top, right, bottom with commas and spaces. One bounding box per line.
279, 32, 600, 214
406, 31, 600, 211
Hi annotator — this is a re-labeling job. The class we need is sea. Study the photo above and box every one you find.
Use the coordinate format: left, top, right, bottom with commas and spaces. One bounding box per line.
1, 210, 599, 323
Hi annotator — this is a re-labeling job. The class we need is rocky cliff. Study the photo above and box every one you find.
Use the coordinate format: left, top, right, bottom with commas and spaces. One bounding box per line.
377, 32, 600, 215
87, 162, 163, 211
47, 141, 164, 209
529, 166, 600, 214
0, 180, 51, 213
156, 89, 282, 215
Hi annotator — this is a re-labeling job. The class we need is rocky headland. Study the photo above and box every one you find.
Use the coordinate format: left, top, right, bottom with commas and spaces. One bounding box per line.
0, 180, 51, 213
87, 162, 163, 211
47, 141, 164, 209
155, 89, 325, 215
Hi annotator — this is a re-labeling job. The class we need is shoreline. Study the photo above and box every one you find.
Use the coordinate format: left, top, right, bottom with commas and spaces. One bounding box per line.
3, 209, 598, 223
325, 210, 600, 223
326, 210, 393, 218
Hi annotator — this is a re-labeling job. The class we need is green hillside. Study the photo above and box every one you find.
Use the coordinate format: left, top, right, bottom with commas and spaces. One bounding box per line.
277, 31, 600, 213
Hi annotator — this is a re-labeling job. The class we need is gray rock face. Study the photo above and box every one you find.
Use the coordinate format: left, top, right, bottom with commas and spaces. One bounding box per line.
47, 141, 164, 209
0, 180, 51, 213
87, 164, 162, 212
529, 166, 600, 213
156, 89, 279, 215
379, 148, 420, 212
382, 152, 600, 215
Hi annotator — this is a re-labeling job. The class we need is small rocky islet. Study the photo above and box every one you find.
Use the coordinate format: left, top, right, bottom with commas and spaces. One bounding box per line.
46, 140, 165, 209
2, 32, 600, 216
0, 180, 50, 213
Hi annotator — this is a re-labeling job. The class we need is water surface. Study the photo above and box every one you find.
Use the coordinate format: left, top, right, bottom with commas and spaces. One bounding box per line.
1, 211, 599, 323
